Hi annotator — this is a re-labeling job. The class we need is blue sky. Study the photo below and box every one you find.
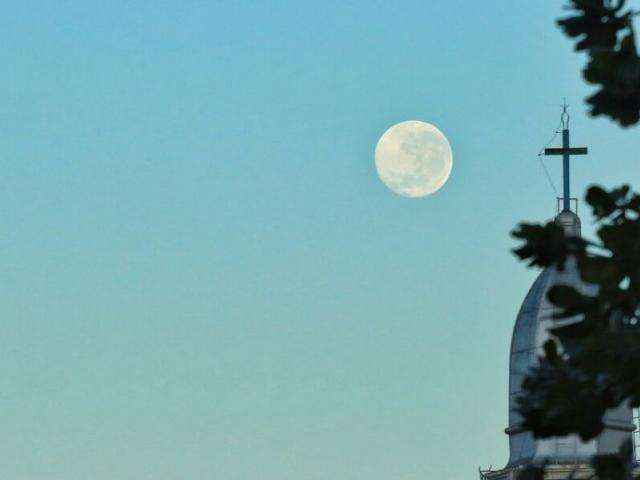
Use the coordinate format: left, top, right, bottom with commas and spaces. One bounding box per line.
2, 2, 639, 479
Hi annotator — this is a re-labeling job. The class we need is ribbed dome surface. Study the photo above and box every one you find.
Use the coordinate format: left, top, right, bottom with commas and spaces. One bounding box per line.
506, 253, 634, 467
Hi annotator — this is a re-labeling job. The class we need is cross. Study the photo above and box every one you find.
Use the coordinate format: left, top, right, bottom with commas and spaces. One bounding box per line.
544, 104, 588, 212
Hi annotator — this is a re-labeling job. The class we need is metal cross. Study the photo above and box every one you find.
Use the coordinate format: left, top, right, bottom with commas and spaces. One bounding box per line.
544, 104, 588, 212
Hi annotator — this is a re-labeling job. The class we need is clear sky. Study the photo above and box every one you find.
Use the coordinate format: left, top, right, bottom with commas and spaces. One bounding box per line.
2, 2, 639, 479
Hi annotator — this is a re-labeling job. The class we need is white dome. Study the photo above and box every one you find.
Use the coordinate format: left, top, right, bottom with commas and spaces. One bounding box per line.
505, 214, 634, 467
555, 209, 581, 237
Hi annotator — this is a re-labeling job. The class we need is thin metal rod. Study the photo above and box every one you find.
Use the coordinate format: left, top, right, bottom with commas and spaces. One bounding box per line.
562, 128, 570, 211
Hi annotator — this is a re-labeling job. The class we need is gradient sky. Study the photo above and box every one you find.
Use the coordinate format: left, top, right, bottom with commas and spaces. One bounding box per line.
2, 2, 640, 479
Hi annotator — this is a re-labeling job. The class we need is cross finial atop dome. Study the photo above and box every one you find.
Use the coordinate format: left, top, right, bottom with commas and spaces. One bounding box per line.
544, 103, 588, 213
561, 98, 570, 129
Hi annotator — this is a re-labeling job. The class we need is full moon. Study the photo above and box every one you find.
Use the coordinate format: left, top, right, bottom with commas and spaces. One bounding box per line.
375, 120, 453, 198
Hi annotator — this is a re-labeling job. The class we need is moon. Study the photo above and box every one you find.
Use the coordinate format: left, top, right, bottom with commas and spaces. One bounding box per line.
375, 121, 453, 197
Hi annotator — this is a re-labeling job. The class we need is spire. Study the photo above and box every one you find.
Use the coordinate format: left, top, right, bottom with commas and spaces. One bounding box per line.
544, 102, 588, 212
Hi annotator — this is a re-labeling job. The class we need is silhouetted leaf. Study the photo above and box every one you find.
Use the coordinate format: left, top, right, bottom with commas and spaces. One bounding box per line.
592, 454, 627, 480
547, 285, 593, 318
542, 339, 561, 363
558, 0, 630, 51
511, 222, 580, 268
584, 34, 640, 126
587, 185, 617, 218
557, 1, 640, 126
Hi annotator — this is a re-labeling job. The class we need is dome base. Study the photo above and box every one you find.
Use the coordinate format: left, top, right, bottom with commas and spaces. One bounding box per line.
480, 463, 620, 480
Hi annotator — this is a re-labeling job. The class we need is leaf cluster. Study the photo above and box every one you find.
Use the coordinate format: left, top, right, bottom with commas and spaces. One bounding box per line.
558, 1, 640, 126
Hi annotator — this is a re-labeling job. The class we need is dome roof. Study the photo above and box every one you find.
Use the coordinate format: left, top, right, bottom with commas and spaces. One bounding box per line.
555, 209, 581, 237
505, 213, 634, 468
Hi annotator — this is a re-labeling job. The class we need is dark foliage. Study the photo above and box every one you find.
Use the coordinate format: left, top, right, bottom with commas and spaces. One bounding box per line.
558, 0, 640, 126
591, 440, 635, 479
512, 186, 640, 479
504, 4, 640, 480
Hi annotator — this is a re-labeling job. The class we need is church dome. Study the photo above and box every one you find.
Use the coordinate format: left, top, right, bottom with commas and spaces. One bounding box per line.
555, 209, 581, 237
505, 212, 634, 467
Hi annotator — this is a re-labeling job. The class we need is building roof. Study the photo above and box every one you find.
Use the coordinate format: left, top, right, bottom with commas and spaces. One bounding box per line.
504, 211, 634, 468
